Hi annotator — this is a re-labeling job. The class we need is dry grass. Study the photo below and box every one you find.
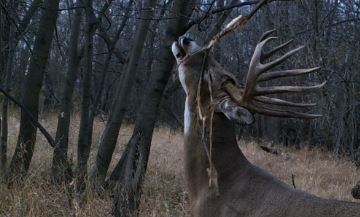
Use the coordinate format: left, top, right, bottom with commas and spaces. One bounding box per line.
0, 113, 359, 217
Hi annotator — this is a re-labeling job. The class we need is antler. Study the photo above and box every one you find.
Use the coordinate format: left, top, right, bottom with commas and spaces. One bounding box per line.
224, 30, 326, 119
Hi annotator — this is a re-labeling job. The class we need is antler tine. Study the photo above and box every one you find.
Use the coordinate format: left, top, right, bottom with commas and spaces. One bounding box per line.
242, 36, 276, 100
223, 80, 324, 118
250, 102, 322, 119
258, 29, 276, 42
256, 81, 326, 96
248, 36, 278, 75
261, 39, 294, 62
258, 67, 321, 82
262, 45, 304, 72
243, 36, 279, 99
254, 96, 317, 107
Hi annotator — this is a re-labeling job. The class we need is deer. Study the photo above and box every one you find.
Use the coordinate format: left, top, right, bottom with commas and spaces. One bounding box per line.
171, 31, 360, 217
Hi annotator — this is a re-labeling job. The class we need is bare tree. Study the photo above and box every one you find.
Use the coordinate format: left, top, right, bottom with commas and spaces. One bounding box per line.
86, 0, 133, 139
88, 0, 135, 187
90, 0, 156, 190
6, 0, 61, 183
111, 0, 195, 216
76, 0, 96, 195
0, 0, 12, 176
52, 0, 83, 183
0, 0, 42, 177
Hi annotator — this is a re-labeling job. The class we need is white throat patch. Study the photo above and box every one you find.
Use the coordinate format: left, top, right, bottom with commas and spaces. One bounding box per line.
178, 64, 188, 95
178, 65, 190, 134
171, 37, 201, 135
183, 97, 191, 134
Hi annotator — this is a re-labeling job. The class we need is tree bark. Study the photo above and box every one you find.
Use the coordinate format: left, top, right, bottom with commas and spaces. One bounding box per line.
90, 0, 156, 189
52, 0, 114, 184
0, 0, 11, 176
76, 0, 96, 195
6, 0, 61, 183
0, 26, 14, 176
111, 0, 195, 216
52, 1, 83, 183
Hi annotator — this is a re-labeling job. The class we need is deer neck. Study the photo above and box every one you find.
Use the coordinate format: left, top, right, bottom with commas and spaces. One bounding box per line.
179, 57, 251, 197
182, 92, 250, 199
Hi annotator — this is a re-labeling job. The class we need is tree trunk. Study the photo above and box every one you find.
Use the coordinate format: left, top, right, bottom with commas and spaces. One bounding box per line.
52, 1, 83, 183
76, 0, 96, 195
111, 0, 195, 216
0, 26, 15, 175
0, 1, 11, 176
0, 1, 10, 79
90, 0, 156, 189
6, 0, 61, 183
87, 0, 134, 188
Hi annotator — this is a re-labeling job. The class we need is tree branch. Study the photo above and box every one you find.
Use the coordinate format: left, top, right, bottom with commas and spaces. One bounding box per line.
0, 87, 56, 148
0, 1, 34, 54
187, 0, 291, 31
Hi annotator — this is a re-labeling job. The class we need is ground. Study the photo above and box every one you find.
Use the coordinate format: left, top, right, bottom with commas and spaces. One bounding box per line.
0, 113, 359, 217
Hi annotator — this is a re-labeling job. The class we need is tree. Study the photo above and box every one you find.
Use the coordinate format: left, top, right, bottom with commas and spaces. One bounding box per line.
90, 0, 156, 189
76, 0, 96, 195
0, 0, 12, 176
6, 0, 61, 183
87, 0, 134, 187
0, 0, 41, 177
111, 0, 195, 215
52, 0, 83, 183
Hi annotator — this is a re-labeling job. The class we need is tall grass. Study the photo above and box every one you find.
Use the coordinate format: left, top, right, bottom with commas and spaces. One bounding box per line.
0, 113, 358, 216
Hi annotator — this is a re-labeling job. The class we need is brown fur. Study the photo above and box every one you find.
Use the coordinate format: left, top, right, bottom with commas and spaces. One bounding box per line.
180, 50, 360, 217
184, 113, 360, 217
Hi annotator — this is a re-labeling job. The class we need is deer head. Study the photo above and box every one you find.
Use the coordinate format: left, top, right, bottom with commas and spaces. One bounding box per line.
172, 36, 255, 130
172, 31, 325, 132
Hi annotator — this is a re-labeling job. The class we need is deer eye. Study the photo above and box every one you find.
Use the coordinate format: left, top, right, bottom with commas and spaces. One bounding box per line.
176, 53, 182, 58
183, 37, 192, 45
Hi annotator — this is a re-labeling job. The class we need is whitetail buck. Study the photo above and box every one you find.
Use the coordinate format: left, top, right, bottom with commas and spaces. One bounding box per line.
171, 31, 360, 217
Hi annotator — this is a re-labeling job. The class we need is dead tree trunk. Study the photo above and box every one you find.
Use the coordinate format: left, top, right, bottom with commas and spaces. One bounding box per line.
111, 0, 195, 216
90, 0, 156, 190
52, 1, 83, 183
6, 0, 61, 183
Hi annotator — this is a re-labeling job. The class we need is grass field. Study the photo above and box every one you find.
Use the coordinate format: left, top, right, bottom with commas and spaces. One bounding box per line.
0, 114, 359, 217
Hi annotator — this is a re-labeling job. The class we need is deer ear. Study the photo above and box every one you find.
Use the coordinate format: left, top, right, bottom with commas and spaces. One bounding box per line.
215, 99, 254, 125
